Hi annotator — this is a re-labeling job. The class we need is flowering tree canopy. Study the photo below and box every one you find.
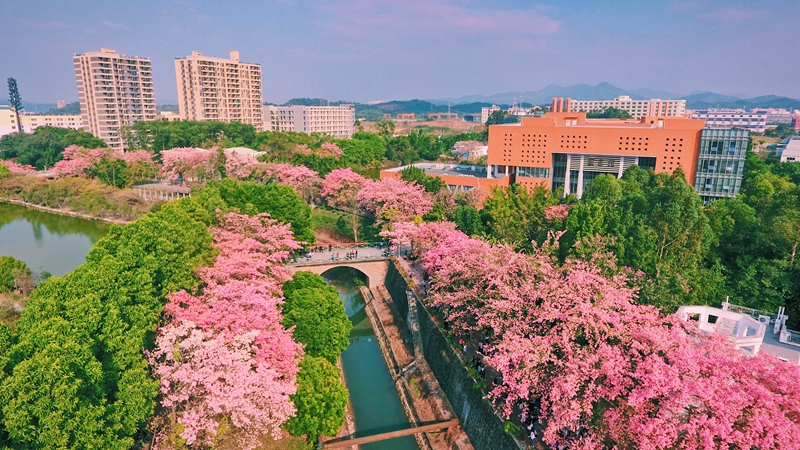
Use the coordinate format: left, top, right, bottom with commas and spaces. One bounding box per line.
150, 212, 303, 448
272, 164, 320, 204
0, 159, 36, 174
357, 178, 433, 225
318, 142, 343, 159
160, 147, 220, 181
51, 145, 153, 178
401, 223, 800, 449
224, 150, 260, 180
320, 168, 365, 209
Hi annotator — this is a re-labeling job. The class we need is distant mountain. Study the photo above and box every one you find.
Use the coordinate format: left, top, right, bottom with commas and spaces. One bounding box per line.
429, 82, 683, 106
680, 92, 741, 104
0, 100, 62, 112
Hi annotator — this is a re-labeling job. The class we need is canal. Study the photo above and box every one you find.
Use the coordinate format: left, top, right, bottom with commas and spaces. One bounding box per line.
324, 267, 419, 450
0, 202, 109, 276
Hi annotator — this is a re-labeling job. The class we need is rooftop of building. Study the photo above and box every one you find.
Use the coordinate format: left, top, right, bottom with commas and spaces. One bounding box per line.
491, 112, 704, 130
382, 162, 502, 179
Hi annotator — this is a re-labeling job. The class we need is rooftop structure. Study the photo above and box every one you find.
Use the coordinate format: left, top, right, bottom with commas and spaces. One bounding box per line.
175, 50, 264, 131
264, 105, 355, 139
74, 48, 157, 150
691, 109, 768, 133
561, 95, 687, 119
380, 162, 508, 205
677, 301, 800, 365
777, 136, 800, 163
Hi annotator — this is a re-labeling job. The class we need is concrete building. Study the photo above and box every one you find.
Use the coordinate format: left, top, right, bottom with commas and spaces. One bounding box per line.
677, 301, 800, 365
487, 112, 705, 197
481, 105, 501, 124
264, 105, 355, 138
74, 48, 157, 149
175, 50, 263, 131
691, 109, 767, 132
0, 105, 83, 138
564, 95, 687, 119
57, 100, 67, 109
694, 127, 750, 204
777, 136, 800, 163
380, 162, 509, 206
751, 108, 796, 125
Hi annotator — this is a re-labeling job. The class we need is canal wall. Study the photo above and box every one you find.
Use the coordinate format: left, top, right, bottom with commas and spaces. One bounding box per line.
384, 261, 520, 450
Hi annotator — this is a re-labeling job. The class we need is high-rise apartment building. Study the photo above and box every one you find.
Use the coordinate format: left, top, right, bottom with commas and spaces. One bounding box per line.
175, 50, 263, 131
264, 105, 355, 138
561, 95, 687, 119
74, 48, 156, 149
693, 127, 749, 204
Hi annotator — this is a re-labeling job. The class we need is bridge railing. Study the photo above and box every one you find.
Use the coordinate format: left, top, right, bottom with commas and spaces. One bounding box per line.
287, 254, 392, 266
304, 242, 387, 251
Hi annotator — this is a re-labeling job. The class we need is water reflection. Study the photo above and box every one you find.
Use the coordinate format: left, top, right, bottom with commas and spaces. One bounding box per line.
0, 202, 110, 276
322, 267, 419, 450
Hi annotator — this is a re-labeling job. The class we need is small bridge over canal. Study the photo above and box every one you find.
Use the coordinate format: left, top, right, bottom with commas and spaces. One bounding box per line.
286, 243, 391, 288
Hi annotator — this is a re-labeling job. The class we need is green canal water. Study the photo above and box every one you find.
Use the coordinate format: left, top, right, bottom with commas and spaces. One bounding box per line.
0, 202, 110, 276
324, 267, 419, 450
1, 203, 418, 449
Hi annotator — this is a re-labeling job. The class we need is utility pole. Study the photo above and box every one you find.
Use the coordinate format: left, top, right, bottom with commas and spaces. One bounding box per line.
7, 78, 23, 133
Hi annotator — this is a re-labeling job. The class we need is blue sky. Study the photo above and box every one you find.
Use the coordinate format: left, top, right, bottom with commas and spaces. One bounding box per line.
2, 0, 799, 104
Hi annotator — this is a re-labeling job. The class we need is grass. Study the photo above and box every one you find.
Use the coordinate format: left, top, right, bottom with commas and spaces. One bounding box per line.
311, 205, 380, 242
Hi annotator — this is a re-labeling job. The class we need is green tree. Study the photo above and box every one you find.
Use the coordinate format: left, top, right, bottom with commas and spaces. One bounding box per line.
481, 184, 558, 252
585, 107, 632, 119
400, 166, 445, 193
282, 285, 351, 364
0, 256, 30, 293
284, 356, 348, 442
451, 205, 485, 236
7, 78, 23, 133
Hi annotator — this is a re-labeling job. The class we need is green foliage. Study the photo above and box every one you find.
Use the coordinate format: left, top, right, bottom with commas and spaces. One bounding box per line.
0, 257, 30, 293
486, 110, 518, 125
451, 205, 485, 236
0, 165, 8, 176
481, 184, 558, 252
400, 166, 445, 193
0, 127, 107, 170
282, 284, 351, 364
764, 124, 797, 139
210, 179, 315, 245
284, 355, 348, 442
585, 107, 633, 119
0, 198, 214, 449
125, 120, 257, 151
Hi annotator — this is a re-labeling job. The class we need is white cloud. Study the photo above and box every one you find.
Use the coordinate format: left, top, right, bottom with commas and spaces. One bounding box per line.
102, 20, 130, 31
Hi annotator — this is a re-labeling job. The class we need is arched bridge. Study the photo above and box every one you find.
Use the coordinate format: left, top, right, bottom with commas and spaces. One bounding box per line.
286, 244, 391, 288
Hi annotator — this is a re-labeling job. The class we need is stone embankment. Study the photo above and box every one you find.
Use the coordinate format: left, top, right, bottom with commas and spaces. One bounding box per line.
0, 197, 131, 224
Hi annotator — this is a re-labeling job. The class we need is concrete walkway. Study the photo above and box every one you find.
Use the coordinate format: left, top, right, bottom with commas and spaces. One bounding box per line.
289, 243, 390, 265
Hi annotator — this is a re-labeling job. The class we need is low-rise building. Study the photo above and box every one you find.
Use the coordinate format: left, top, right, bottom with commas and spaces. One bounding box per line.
751, 108, 796, 125
264, 105, 355, 139
691, 109, 768, 132
777, 136, 800, 162
0, 106, 83, 137
565, 95, 687, 119
481, 105, 501, 124
677, 301, 800, 365
380, 162, 509, 205
453, 141, 488, 160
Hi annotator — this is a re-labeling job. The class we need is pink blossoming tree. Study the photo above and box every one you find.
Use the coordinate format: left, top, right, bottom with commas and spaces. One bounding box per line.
395, 224, 800, 448
150, 212, 303, 448
318, 142, 343, 159
160, 147, 220, 182
224, 151, 259, 180
320, 168, 366, 241
0, 159, 36, 174
357, 178, 433, 228
272, 164, 321, 205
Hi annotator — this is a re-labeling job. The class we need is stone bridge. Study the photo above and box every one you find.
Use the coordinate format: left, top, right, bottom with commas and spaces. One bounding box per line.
287, 257, 390, 288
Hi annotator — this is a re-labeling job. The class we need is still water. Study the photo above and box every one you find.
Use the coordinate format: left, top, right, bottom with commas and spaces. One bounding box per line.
324, 267, 419, 450
0, 202, 110, 276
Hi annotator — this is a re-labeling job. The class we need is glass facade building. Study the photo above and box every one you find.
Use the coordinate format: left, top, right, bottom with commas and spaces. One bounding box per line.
693, 128, 749, 204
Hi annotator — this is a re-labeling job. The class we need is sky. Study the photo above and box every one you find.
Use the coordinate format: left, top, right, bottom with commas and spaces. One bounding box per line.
1, 0, 799, 104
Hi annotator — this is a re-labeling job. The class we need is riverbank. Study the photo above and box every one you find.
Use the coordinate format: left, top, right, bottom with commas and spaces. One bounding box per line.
0, 197, 132, 224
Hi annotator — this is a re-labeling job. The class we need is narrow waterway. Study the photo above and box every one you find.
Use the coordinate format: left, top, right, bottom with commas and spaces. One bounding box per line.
0, 202, 109, 276
324, 267, 419, 450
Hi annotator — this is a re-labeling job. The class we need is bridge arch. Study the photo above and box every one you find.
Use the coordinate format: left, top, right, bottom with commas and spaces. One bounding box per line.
287, 260, 389, 289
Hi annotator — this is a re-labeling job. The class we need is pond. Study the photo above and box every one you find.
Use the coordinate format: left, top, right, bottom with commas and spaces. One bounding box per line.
0, 202, 110, 276
324, 267, 419, 450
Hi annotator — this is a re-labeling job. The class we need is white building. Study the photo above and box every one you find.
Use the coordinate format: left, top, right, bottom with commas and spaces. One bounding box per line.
691, 109, 768, 133
777, 136, 800, 162
264, 105, 355, 139
0, 105, 83, 138
74, 48, 157, 150
175, 50, 263, 131
677, 301, 800, 365
751, 108, 797, 125
481, 105, 501, 124
568, 95, 686, 119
